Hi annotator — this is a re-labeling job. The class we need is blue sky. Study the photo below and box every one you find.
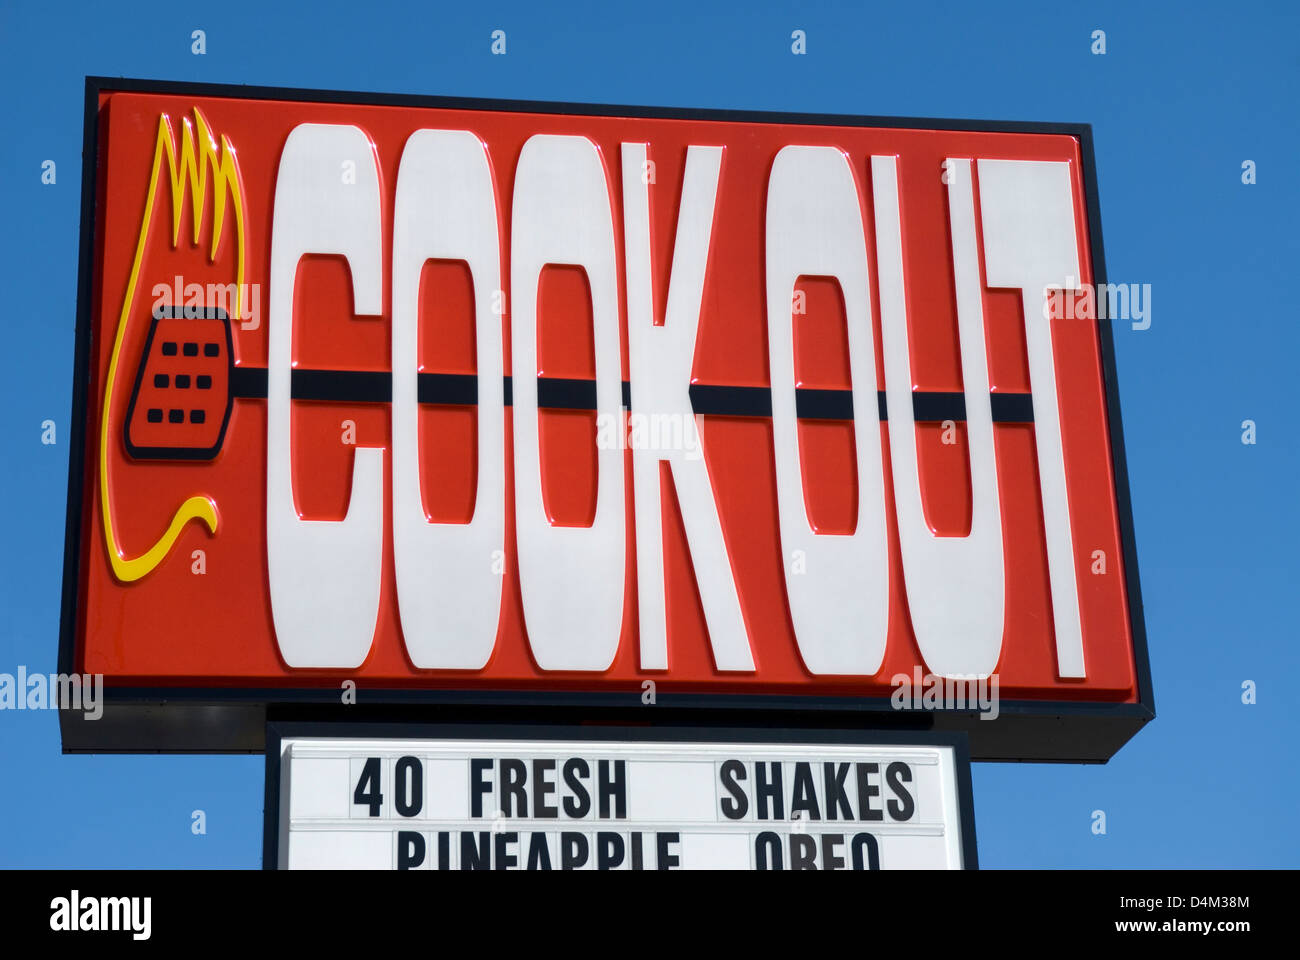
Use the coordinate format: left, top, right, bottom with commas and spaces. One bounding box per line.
1, 0, 1296, 868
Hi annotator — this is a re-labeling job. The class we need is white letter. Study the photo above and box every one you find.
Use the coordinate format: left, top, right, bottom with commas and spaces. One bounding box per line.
621, 142, 754, 672
267, 124, 384, 668
511, 135, 625, 670
765, 145, 888, 675
978, 159, 1086, 678
392, 130, 505, 668
873, 156, 1004, 678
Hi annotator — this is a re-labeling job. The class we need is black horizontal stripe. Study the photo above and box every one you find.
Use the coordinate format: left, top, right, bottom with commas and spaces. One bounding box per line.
796, 387, 856, 421
293, 369, 390, 403
688, 383, 771, 417
990, 392, 1036, 423
537, 377, 597, 411
912, 391, 965, 422
229, 366, 267, 399
227, 368, 1033, 423
418, 372, 477, 405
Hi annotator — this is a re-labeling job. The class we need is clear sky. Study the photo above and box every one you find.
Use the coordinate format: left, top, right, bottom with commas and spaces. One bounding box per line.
1, 0, 1296, 868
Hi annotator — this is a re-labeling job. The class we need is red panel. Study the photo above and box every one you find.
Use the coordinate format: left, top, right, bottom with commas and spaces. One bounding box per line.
77, 90, 1137, 705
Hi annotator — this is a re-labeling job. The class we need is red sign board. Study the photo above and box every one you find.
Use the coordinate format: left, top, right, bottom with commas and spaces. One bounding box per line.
60, 78, 1152, 759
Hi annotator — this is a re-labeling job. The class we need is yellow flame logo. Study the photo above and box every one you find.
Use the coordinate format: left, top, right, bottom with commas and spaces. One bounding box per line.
100, 108, 247, 582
